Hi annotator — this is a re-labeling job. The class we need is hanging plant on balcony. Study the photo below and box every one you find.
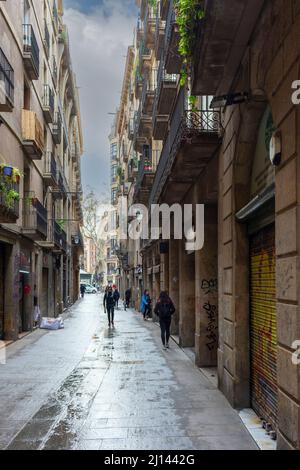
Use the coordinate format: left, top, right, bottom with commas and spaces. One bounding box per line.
0, 180, 20, 209
174, 0, 204, 104
0, 163, 21, 209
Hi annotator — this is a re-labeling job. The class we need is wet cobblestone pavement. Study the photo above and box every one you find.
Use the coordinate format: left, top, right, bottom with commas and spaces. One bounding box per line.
0, 295, 257, 450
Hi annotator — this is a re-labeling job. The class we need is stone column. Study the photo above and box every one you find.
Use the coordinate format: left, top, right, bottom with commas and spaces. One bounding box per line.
179, 238, 195, 347
195, 204, 218, 367
169, 238, 179, 335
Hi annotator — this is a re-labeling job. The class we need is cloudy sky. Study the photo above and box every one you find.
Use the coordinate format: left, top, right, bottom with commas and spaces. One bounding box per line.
63, 0, 138, 200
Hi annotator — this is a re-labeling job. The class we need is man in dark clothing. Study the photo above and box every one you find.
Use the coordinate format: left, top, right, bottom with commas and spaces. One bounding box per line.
103, 287, 115, 327
113, 289, 120, 309
125, 288, 131, 309
154, 291, 175, 350
80, 284, 86, 299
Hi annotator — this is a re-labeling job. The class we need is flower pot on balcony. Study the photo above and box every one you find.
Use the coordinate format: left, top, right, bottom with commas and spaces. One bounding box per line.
3, 166, 13, 177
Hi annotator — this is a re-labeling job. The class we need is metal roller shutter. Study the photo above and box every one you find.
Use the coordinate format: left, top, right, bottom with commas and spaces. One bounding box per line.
250, 223, 277, 428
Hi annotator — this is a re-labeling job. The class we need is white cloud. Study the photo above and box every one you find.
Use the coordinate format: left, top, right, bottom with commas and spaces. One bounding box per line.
64, 1, 137, 199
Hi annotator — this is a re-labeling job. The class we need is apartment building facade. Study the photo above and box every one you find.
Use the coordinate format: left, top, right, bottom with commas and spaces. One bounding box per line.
112, 0, 300, 450
0, 0, 84, 342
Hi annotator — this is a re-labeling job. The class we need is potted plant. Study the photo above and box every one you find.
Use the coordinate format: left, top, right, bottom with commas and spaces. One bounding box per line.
5, 189, 20, 209
2, 165, 13, 177
12, 168, 21, 184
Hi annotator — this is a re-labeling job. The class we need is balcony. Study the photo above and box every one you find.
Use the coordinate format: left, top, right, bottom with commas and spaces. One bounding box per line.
128, 158, 139, 183
133, 146, 159, 205
52, 56, 58, 87
71, 143, 79, 162
154, 10, 166, 60
133, 108, 150, 153
0, 182, 19, 223
156, 59, 177, 115
22, 196, 48, 240
134, 69, 143, 99
22, 109, 44, 159
128, 118, 134, 141
139, 42, 152, 75
43, 152, 57, 187
71, 229, 84, 253
136, 17, 144, 42
53, 221, 67, 252
52, 111, 62, 145
141, 70, 157, 116
0, 47, 14, 111
150, 91, 221, 206
44, 20, 50, 57
43, 84, 54, 123
23, 24, 40, 80
165, 5, 182, 74
192, 0, 265, 96
143, 4, 157, 48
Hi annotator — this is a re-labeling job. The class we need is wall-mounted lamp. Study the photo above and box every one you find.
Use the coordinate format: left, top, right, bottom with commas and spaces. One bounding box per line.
210, 92, 249, 109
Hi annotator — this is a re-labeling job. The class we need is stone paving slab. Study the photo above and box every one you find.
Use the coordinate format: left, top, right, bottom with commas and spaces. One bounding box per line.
1, 296, 258, 450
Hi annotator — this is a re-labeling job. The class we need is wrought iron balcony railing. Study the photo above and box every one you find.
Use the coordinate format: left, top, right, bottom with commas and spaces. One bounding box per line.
53, 111, 62, 144
44, 20, 50, 55
52, 55, 57, 85
23, 24, 40, 79
0, 47, 14, 110
150, 96, 221, 206
43, 84, 55, 121
23, 196, 48, 239
43, 151, 57, 183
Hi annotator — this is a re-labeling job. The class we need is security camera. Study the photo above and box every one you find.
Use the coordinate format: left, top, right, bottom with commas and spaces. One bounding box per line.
0, 117, 4, 127
269, 131, 282, 167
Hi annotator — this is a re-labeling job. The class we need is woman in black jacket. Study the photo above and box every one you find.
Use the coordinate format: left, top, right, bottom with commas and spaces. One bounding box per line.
154, 291, 175, 350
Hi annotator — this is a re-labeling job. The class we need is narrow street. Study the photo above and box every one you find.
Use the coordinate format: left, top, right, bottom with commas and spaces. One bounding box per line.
0, 295, 256, 451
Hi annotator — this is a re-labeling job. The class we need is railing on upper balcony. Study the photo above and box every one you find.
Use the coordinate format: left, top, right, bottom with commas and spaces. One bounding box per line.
165, 1, 176, 50
23, 195, 48, 236
23, 24, 40, 72
0, 47, 14, 107
135, 146, 158, 191
44, 151, 57, 179
44, 20, 50, 53
53, 111, 62, 144
43, 84, 54, 112
141, 69, 157, 110
150, 90, 221, 205
53, 220, 67, 251
52, 55, 57, 85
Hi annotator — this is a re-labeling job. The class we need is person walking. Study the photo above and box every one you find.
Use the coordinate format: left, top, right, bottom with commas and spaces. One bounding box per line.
113, 288, 120, 309
141, 290, 152, 321
125, 288, 131, 309
154, 291, 175, 350
103, 286, 115, 327
80, 284, 86, 299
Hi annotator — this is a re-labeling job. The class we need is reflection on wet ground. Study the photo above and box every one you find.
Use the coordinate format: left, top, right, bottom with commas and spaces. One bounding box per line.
3, 296, 257, 450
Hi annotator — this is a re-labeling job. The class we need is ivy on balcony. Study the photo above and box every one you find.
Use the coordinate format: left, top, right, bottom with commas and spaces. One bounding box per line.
174, 0, 204, 86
